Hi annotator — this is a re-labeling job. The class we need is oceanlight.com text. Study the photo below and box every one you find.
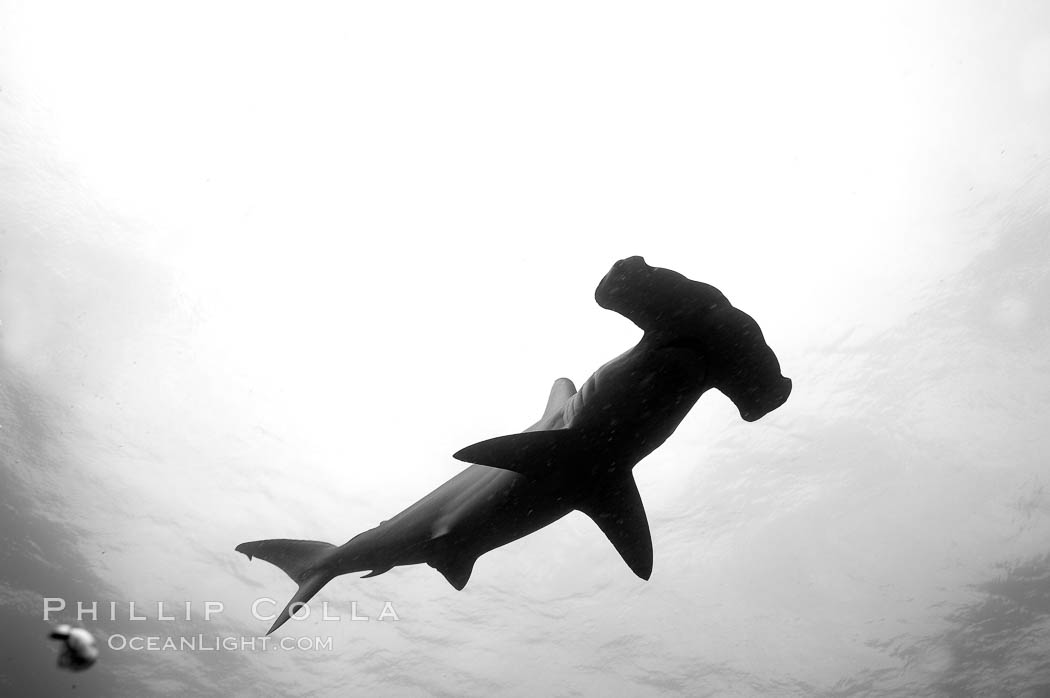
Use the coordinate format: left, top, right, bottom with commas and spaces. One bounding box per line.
108, 634, 334, 652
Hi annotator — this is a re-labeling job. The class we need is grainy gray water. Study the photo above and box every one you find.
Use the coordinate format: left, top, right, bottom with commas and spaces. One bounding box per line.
3, 3, 1050, 696
3, 187, 1049, 696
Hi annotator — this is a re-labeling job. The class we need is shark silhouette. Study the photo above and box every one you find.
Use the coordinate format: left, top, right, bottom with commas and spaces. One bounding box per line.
237, 256, 791, 634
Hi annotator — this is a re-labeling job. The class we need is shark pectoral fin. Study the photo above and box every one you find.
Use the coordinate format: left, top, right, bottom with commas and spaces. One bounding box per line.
452, 430, 587, 478
577, 474, 653, 580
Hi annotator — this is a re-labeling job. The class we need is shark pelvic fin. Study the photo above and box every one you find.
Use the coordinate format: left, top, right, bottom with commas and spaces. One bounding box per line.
428, 553, 477, 590
452, 429, 588, 478
576, 474, 653, 580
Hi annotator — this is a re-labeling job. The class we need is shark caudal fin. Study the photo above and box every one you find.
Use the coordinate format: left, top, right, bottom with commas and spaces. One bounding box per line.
576, 473, 653, 580
236, 539, 337, 634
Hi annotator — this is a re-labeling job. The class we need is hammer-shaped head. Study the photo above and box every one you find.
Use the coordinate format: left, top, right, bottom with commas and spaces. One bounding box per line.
595, 256, 791, 422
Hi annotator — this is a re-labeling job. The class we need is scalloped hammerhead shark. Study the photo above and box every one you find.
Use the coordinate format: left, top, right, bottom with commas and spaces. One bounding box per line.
237, 256, 791, 634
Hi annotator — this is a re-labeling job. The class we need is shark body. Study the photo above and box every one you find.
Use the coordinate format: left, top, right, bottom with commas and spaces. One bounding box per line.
237, 256, 792, 634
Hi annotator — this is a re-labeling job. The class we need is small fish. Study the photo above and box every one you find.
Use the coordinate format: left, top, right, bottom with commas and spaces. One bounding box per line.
50, 624, 98, 671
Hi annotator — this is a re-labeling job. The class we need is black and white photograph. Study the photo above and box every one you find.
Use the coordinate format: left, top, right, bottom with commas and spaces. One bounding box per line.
2, 2, 1049, 695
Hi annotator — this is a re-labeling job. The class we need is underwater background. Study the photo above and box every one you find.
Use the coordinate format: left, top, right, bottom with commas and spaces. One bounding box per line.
2, 1, 1050, 695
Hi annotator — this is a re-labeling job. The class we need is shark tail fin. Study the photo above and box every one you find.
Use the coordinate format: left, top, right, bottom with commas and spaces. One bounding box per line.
236, 539, 337, 634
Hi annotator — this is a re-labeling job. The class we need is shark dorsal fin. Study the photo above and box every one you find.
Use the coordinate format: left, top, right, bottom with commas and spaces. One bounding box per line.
452, 430, 587, 478
576, 474, 653, 580
539, 378, 577, 423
